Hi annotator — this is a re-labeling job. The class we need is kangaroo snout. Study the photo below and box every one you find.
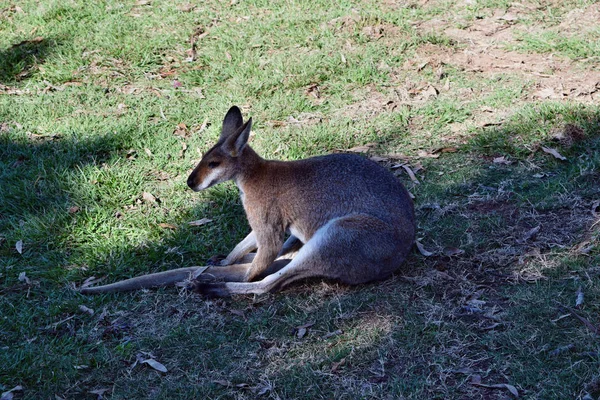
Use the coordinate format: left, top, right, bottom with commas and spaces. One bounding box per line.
187, 174, 199, 191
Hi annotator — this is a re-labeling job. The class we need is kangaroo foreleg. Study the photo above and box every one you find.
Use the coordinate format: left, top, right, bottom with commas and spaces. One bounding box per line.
220, 231, 257, 266
277, 235, 303, 259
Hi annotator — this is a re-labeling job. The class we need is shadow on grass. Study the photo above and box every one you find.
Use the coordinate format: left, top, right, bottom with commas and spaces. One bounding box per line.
0, 36, 57, 84
0, 124, 245, 287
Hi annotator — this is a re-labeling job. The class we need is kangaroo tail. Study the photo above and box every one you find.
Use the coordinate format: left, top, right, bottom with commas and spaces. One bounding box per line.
79, 267, 204, 294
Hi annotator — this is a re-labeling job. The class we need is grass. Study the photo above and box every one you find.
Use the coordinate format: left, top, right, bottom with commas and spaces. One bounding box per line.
1, 0, 600, 399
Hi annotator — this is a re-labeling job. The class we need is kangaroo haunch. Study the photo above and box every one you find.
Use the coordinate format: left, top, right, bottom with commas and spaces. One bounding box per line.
80, 106, 416, 296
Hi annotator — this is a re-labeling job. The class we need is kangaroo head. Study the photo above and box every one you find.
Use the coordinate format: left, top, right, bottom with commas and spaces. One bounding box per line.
187, 106, 252, 192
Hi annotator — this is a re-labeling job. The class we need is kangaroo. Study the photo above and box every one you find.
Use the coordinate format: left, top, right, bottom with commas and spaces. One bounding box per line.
80, 106, 415, 296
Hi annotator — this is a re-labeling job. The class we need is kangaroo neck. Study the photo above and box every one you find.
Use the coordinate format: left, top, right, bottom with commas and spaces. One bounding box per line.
233, 145, 266, 192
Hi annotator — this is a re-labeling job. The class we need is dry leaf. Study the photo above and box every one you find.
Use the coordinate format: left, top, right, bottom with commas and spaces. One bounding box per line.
159, 223, 178, 230
417, 150, 440, 159
229, 309, 246, 319
453, 367, 474, 374
15, 240, 23, 254
331, 357, 346, 373
416, 61, 428, 71
472, 382, 519, 397
177, 3, 195, 12
347, 143, 376, 153
534, 87, 558, 99
305, 83, 320, 99
188, 218, 213, 226
197, 118, 209, 133
253, 384, 271, 396
576, 286, 584, 307
89, 388, 110, 399
235, 383, 251, 389
541, 146, 567, 161
433, 147, 458, 154
79, 305, 95, 315
68, 206, 80, 214
297, 327, 308, 338
142, 192, 157, 204
141, 358, 168, 373
384, 153, 410, 161
443, 247, 464, 257
369, 155, 388, 162
173, 122, 189, 137
179, 142, 187, 158
518, 225, 540, 243
18, 271, 30, 284
323, 329, 343, 339
416, 241, 434, 257
294, 321, 315, 338
0, 385, 22, 400
126, 149, 137, 160
144, 148, 153, 157
422, 85, 438, 99
498, 12, 518, 21
400, 164, 420, 184
493, 156, 511, 165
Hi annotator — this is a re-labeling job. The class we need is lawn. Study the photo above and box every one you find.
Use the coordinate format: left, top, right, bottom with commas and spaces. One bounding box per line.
1, 0, 599, 398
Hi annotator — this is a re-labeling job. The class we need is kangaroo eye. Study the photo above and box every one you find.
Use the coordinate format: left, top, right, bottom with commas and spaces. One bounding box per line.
208, 161, 220, 169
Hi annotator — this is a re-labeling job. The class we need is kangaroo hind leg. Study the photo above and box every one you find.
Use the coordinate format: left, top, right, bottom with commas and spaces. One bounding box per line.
193, 216, 363, 296
193, 214, 406, 297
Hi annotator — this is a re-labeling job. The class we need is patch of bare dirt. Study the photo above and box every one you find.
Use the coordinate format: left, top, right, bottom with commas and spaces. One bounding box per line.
324, 12, 407, 44
338, 85, 401, 120
340, 2, 600, 123
559, 3, 600, 35
410, 3, 600, 104
338, 81, 444, 120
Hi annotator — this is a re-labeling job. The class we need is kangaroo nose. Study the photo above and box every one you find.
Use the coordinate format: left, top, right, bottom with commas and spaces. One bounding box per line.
187, 175, 195, 189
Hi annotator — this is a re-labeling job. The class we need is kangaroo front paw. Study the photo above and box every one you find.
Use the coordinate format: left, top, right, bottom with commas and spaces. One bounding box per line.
206, 254, 227, 266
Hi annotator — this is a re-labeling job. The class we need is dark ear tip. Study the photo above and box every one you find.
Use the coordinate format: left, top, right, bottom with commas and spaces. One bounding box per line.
227, 105, 242, 116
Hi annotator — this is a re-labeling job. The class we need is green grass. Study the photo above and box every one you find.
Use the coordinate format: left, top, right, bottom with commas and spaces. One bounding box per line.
512, 30, 600, 60
2, 0, 600, 398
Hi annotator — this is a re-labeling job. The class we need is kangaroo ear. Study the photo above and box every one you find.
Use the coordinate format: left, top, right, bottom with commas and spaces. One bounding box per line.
222, 118, 252, 157
220, 106, 244, 141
